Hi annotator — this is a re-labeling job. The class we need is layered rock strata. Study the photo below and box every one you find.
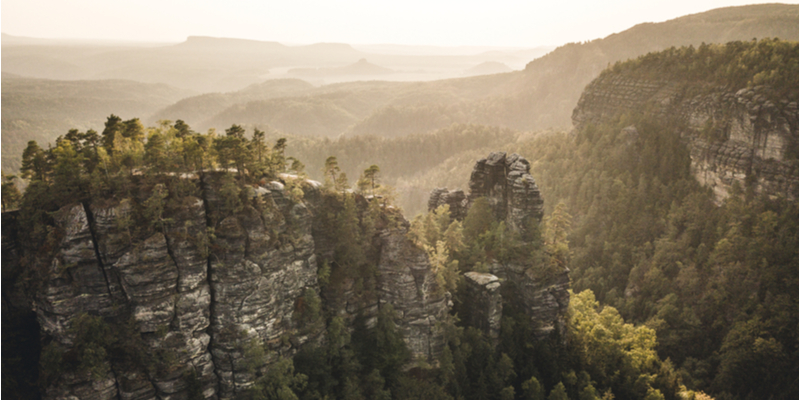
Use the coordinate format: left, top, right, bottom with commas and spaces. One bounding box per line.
8, 151, 569, 399
427, 188, 468, 220
468, 152, 545, 234
573, 73, 798, 202
309, 191, 449, 363
430, 152, 544, 236
200, 173, 323, 398
377, 222, 448, 361
7, 172, 452, 399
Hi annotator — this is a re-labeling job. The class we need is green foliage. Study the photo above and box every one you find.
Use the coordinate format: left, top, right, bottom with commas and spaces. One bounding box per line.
142, 183, 170, 231
323, 156, 342, 190
333, 194, 365, 273
607, 39, 799, 100
214, 131, 250, 177
522, 376, 545, 400
357, 164, 380, 195
317, 260, 331, 288
242, 337, 268, 375
218, 174, 243, 216
243, 358, 308, 400
294, 288, 324, 333
579, 384, 601, 400
409, 204, 463, 294
548, 382, 569, 400
372, 304, 411, 384
9, 39, 796, 398
451, 197, 539, 273
513, 102, 797, 399
20, 140, 48, 181
569, 290, 664, 398
280, 123, 520, 216
184, 368, 205, 400
1, 172, 21, 212
66, 313, 115, 380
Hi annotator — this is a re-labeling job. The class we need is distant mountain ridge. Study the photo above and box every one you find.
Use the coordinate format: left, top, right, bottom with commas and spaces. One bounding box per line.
463, 61, 513, 76
288, 58, 394, 77
1, 77, 193, 171
2, 34, 536, 92
2, 4, 797, 172
148, 4, 798, 138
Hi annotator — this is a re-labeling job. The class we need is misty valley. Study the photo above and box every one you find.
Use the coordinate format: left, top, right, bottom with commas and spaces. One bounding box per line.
1, 4, 798, 400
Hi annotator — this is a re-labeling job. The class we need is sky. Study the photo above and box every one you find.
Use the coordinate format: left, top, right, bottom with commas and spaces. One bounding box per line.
1, 0, 797, 47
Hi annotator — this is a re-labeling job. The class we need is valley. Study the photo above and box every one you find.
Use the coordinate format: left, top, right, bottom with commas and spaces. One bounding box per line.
2, 3, 798, 400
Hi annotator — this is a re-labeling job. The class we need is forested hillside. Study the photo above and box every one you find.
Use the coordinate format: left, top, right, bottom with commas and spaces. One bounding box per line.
148, 3, 798, 137
1, 77, 193, 171
3, 4, 796, 174
1, 4, 798, 400
3, 114, 689, 400
244, 40, 800, 399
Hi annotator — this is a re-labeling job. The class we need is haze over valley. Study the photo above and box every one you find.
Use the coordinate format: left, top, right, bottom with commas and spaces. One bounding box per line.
2, 2, 798, 400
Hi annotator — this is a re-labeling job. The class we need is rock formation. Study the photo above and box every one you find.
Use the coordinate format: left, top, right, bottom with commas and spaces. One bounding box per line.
5, 152, 571, 399
4, 170, 453, 399
377, 222, 449, 361
427, 188, 468, 221
462, 272, 502, 342
572, 73, 798, 202
430, 152, 544, 236
429, 152, 570, 340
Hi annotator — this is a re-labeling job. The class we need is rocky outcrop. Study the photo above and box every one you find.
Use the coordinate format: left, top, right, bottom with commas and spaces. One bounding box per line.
428, 188, 468, 221
462, 272, 502, 342
429, 152, 570, 341
431, 152, 544, 236
3, 169, 456, 399
6, 151, 568, 399
377, 222, 449, 361
201, 173, 322, 399
573, 73, 798, 202
310, 190, 449, 363
468, 152, 545, 236
517, 269, 571, 340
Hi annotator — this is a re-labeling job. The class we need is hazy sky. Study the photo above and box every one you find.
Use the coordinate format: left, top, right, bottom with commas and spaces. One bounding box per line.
2, 0, 797, 47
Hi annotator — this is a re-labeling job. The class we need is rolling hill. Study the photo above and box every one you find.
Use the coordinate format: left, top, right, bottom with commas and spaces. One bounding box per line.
1, 77, 193, 171
150, 3, 798, 137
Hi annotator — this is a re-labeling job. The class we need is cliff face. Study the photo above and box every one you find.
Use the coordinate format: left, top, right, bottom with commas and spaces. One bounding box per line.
376, 223, 449, 361
572, 73, 798, 202
8, 173, 448, 400
6, 152, 568, 399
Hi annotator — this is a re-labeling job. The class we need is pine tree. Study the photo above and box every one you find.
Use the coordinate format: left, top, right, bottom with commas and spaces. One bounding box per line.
1, 173, 21, 212
20, 141, 48, 181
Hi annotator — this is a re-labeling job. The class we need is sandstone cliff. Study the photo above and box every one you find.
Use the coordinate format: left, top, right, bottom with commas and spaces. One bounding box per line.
6, 173, 448, 400
572, 66, 798, 202
5, 151, 570, 399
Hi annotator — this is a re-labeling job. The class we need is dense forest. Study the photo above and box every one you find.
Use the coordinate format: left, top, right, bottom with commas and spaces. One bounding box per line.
2, 26, 798, 400
3, 115, 690, 400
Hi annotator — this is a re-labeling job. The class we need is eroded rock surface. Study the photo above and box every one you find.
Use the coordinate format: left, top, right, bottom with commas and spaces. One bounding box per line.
428, 188, 468, 220
469, 152, 544, 235
9, 151, 571, 399
573, 73, 798, 202
7, 170, 457, 399
378, 222, 449, 361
